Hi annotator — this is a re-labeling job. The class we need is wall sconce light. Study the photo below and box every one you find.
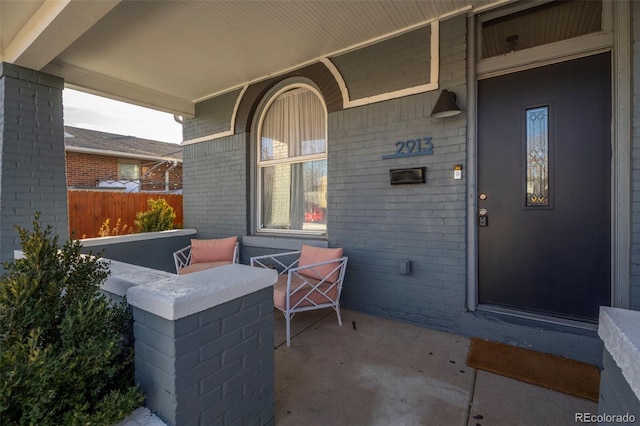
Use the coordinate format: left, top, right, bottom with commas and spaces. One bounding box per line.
431, 89, 462, 118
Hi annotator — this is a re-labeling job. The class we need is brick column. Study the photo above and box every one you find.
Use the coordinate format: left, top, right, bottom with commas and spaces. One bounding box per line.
0, 63, 68, 265
126, 264, 277, 425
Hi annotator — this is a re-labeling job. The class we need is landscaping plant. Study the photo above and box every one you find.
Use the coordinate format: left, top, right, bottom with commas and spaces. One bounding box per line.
0, 214, 144, 425
134, 198, 176, 232
98, 218, 132, 237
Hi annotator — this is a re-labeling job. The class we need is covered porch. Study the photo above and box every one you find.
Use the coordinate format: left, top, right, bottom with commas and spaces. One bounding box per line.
1, 0, 635, 357
93, 231, 608, 425
2, 0, 639, 424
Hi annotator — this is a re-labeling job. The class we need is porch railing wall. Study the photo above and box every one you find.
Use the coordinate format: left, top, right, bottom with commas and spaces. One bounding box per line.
79, 229, 196, 273
100, 257, 277, 426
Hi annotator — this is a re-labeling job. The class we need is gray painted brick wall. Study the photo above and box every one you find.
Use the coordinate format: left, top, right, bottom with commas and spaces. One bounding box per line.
182, 133, 247, 239
631, 1, 640, 311
133, 286, 274, 425
181, 16, 468, 333
0, 63, 68, 266
178, 13, 620, 363
329, 15, 467, 329
80, 233, 193, 273
183, 89, 242, 141
331, 26, 431, 100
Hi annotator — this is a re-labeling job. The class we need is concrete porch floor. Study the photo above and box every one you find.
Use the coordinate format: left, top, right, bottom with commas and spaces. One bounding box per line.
274, 309, 598, 426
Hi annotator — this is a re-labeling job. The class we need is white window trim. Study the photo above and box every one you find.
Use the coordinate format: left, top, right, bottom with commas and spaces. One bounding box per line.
255, 83, 328, 237
475, 0, 614, 79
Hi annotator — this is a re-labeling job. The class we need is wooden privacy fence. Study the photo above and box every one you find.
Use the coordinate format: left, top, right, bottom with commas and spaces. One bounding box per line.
68, 190, 183, 238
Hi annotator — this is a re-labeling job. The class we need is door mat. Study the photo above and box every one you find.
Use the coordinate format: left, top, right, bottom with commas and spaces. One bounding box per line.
466, 338, 600, 402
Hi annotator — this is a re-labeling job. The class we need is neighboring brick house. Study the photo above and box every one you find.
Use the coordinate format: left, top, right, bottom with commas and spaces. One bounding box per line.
64, 126, 183, 192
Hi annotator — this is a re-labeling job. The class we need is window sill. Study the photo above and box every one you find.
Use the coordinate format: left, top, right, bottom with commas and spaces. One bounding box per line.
242, 235, 328, 251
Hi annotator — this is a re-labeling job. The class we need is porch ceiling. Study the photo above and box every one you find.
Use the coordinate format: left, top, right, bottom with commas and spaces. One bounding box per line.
1, 0, 503, 117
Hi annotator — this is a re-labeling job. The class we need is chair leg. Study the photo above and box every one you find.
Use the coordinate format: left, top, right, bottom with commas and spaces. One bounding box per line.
335, 304, 343, 326
286, 311, 292, 347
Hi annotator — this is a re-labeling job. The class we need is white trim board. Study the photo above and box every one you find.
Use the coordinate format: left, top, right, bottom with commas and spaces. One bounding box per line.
181, 85, 248, 146
182, 15, 457, 146
66, 146, 182, 163
320, 20, 440, 110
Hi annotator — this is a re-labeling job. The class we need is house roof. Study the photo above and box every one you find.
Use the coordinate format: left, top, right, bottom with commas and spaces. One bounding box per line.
64, 126, 182, 162
0, 1, 505, 116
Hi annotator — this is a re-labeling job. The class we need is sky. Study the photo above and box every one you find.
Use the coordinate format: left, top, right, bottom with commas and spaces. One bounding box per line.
63, 89, 183, 144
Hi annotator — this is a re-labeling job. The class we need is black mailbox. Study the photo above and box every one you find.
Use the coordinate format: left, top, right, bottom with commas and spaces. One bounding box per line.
389, 167, 426, 185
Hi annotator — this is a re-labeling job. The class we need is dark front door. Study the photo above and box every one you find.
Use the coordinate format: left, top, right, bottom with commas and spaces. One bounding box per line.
477, 53, 611, 322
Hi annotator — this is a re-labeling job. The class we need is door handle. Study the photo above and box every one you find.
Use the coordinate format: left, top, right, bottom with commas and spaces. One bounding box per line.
479, 209, 488, 227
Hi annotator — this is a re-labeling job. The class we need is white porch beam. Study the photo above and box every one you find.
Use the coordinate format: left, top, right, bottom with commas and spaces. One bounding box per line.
47, 61, 195, 117
3, 0, 120, 71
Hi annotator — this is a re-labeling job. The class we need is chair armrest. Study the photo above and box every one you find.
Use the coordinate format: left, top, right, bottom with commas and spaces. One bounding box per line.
233, 242, 240, 264
250, 250, 302, 274
173, 245, 192, 274
289, 256, 349, 282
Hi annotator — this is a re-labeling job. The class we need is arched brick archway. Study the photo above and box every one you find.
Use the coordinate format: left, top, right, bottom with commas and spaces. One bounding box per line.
234, 62, 343, 134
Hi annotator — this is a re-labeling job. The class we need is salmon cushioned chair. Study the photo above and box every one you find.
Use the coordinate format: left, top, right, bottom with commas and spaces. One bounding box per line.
250, 245, 348, 347
173, 236, 239, 275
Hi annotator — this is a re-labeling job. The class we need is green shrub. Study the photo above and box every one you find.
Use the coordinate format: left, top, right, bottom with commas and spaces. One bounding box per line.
0, 214, 144, 425
134, 198, 176, 232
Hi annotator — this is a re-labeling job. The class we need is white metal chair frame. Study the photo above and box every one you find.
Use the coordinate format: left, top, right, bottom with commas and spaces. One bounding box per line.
173, 242, 240, 274
251, 250, 348, 347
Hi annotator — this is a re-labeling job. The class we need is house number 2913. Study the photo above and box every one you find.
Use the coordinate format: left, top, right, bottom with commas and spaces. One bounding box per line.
382, 137, 434, 160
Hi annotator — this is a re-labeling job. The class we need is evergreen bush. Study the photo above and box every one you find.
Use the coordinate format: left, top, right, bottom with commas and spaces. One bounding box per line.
0, 214, 144, 425
134, 198, 176, 232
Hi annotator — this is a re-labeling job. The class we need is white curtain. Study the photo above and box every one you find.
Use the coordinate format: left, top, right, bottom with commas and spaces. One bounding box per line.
261, 88, 326, 160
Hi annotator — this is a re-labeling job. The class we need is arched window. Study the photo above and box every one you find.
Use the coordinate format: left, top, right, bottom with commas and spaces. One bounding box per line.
257, 85, 327, 234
